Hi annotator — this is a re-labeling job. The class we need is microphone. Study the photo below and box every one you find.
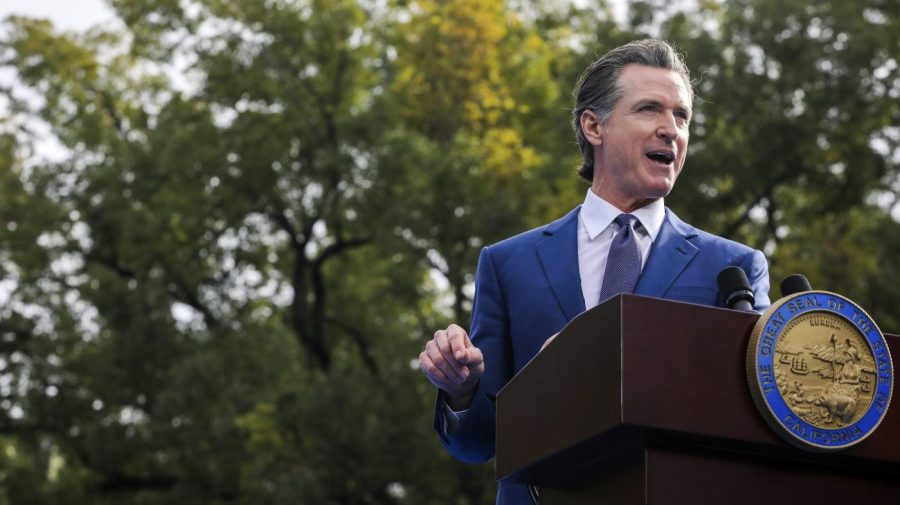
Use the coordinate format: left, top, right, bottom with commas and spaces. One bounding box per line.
780, 274, 812, 297
717, 266, 756, 312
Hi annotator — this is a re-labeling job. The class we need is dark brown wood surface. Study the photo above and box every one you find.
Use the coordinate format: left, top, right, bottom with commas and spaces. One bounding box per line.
496, 294, 900, 490
540, 447, 900, 505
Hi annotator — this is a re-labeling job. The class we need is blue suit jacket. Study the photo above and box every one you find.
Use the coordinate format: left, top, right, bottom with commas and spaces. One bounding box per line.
434, 206, 770, 505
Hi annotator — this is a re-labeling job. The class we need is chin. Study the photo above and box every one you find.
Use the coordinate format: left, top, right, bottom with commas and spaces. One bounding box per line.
646, 180, 675, 198
660, 174, 680, 192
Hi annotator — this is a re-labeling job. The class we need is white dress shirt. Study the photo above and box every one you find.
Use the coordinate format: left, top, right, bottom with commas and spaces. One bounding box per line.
578, 189, 665, 309
442, 191, 666, 430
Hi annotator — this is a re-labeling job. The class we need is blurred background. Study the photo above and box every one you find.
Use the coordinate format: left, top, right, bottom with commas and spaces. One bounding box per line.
0, 0, 896, 503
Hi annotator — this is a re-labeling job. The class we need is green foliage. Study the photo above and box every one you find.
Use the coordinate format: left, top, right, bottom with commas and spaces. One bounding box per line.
655, 0, 898, 330
0, 0, 896, 503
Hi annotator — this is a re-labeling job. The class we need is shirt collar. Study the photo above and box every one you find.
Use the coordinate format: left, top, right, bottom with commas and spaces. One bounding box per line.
580, 189, 665, 241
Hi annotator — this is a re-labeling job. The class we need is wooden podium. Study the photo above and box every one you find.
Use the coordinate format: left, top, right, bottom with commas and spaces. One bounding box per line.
495, 295, 900, 504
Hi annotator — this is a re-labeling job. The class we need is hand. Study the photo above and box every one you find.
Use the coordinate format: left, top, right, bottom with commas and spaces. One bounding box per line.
539, 332, 559, 352
419, 324, 485, 410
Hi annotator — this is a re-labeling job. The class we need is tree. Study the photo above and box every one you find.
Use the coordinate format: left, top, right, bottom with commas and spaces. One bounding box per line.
0, 1, 896, 504
652, 0, 899, 328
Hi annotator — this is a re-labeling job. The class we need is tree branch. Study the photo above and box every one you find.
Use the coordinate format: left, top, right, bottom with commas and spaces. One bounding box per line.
166, 276, 220, 330
314, 236, 371, 267
720, 169, 796, 239
267, 199, 303, 249
308, 260, 331, 371
84, 250, 136, 279
324, 316, 380, 377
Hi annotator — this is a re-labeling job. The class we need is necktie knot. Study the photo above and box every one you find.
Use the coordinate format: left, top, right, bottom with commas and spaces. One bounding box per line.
614, 213, 638, 229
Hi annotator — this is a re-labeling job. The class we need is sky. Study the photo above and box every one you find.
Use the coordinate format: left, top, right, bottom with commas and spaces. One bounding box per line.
0, 0, 632, 32
1, 0, 116, 31
2, 0, 896, 217
0, 0, 156, 163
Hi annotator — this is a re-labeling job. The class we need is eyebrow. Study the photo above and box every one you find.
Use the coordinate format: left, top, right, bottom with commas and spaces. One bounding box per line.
632, 99, 692, 116
632, 99, 663, 109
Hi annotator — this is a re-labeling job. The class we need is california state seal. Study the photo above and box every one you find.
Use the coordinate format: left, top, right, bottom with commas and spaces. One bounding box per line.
747, 291, 894, 451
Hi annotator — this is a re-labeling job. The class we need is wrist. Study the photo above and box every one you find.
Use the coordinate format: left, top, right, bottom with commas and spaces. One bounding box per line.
444, 382, 477, 411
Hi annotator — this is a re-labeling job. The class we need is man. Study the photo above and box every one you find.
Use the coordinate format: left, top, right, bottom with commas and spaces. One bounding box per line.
418, 39, 770, 504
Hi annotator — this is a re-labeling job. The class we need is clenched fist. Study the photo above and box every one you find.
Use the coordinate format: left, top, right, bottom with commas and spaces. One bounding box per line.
419, 324, 485, 410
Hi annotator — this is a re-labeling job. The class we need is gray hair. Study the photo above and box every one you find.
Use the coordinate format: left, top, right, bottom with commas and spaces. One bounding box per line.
573, 39, 693, 182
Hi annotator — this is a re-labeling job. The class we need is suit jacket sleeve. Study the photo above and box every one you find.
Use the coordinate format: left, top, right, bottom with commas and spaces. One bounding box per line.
432, 246, 512, 464
742, 248, 771, 311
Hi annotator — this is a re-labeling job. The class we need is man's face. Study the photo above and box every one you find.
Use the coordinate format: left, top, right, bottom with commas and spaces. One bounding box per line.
590, 64, 692, 211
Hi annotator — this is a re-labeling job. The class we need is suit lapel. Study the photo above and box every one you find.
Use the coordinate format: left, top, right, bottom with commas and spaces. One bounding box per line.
635, 209, 699, 297
535, 207, 585, 322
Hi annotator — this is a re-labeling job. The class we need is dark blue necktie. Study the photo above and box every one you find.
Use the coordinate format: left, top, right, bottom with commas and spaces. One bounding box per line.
599, 214, 642, 303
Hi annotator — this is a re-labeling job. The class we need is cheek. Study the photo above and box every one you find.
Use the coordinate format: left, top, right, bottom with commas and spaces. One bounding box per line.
678, 133, 689, 152
676, 144, 688, 168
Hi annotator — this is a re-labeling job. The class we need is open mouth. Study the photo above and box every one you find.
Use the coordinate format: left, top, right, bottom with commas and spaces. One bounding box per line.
646, 150, 675, 165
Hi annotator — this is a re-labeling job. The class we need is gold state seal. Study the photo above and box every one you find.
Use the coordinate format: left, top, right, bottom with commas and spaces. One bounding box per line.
747, 291, 894, 451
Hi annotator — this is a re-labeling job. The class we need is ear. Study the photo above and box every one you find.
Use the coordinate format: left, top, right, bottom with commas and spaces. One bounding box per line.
580, 110, 603, 146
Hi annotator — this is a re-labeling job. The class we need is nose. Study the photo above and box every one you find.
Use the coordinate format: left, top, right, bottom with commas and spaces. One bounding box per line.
656, 115, 680, 142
